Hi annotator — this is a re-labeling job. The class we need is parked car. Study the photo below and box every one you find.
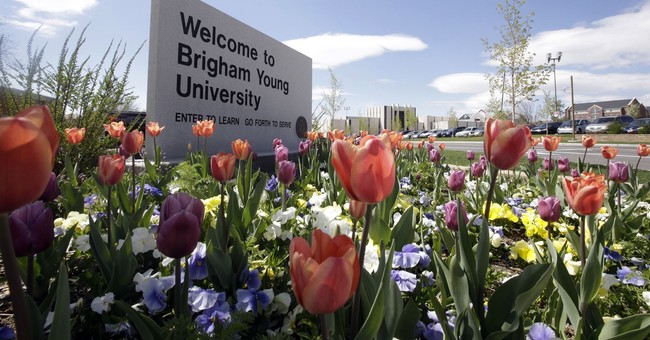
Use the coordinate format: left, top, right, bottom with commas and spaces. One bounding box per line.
447, 126, 466, 137
436, 129, 453, 137
471, 127, 484, 136
530, 121, 563, 134
585, 115, 635, 134
455, 127, 481, 137
557, 119, 591, 134
625, 118, 650, 134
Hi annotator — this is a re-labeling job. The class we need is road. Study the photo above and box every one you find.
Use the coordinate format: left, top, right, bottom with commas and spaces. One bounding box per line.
437, 140, 650, 171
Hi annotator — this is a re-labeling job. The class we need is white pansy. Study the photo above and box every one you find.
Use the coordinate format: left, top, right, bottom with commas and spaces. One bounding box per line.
310, 205, 342, 229
55, 211, 90, 231
602, 274, 619, 291
264, 223, 281, 241
563, 253, 581, 276
393, 212, 402, 225
272, 207, 296, 224
308, 191, 327, 207
74, 235, 91, 252
320, 171, 330, 181
91, 292, 115, 314
327, 219, 351, 237
642, 291, 650, 307
132, 227, 157, 255
363, 244, 380, 273
281, 305, 303, 334
421, 215, 436, 228
490, 231, 502, 248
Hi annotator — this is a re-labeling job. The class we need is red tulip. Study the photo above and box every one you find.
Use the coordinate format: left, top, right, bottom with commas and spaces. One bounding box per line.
97, 155, 125, 186
0, 105, 60, 213
582, 135, 596, 149
484, 118, 533, 170
9, 201, 54, 257
65, 127, 86, 144
121, 130, 144, 155
331, 134, 395, 203
103, 121, 126, 138
542, 136, 561, 152
289, 229, 359, 314
210, 152, 236, 183
146, 121, 164, 137
231, 139, 252, 160
637, 144, 650, 157
349, 199, 367, 220
157, 193, 204, 258
562, 172, 607, 216
601, 146, 618, 160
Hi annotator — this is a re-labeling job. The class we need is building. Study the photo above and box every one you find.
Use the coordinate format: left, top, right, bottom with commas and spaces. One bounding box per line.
565, 98, 648, 120
457, 110, 488, 127
418, 115, 450, 130
365, 105, 417, 131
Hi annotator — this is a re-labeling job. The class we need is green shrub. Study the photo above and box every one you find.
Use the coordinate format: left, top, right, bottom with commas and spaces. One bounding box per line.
607, 122, 623, 134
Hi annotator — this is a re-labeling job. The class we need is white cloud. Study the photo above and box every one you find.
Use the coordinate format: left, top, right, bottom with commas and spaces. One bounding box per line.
284, 33, 427, 69
8, 0, 97, 36
374, 78, 395, 85
428, 73, 487, 94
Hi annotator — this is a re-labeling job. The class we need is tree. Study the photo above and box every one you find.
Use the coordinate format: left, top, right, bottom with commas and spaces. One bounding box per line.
517, 100, 537, 123
539, 90, 562, 121
483, 0, 549, 123
405, 107, 418, 130
319, 68, 345, 130
627, 102, 641, 119
447, 106, 458, 128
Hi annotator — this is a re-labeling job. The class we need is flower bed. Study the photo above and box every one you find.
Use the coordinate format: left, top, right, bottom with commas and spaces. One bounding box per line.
1, 107, 650, 339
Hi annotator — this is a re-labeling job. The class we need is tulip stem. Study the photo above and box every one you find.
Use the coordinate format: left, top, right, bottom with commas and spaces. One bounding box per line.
175, 258, 182, 317
27, 254, 34, 297
131, 156, 136, 214
350, 204, 374, 337
635, 156, 642, 176
582, 148, 588, 167
580, 215, 586, 267
320, 314, 330, 340
281, 184, 286, 212
0, 213, 32, 340
107, 185, 112, 249
219, 183, 228, 252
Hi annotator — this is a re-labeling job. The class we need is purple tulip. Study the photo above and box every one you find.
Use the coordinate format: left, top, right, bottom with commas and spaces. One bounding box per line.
298, 140, 311, 156
429, 149, 442, 163
466, 150, 475, 161
9, 201, 54, 257
538, 196, 561, 223
277, 160, 296, 186
542, 157, 554, 171
527, 149, 538, 163
570, 168, 580, 177
444, 201, 468, 231
479, 155, 488, 170
557, 157, 570, 173
609, 161, 629, 183
274, 145, 288, 163
157, 193, 204, 258
38, 172, 60, 202
471, 162, 485, 177
272, 138, 283, 149
448, 170, 465, 192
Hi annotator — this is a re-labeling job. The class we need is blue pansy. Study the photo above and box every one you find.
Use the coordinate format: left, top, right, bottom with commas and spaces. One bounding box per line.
0, 325, 15, 340
195, 294, 231, 334
391, 270, 418, 292
393, 244, 431, 268
265, 175, 278, 191
526, 322, 556, 340
235, 288, 273, 315
604, 247, 624, 262
139, 278, 168, 314
616, 266, 646, 286
189, 242, 208, 280
188, 286, 223, 313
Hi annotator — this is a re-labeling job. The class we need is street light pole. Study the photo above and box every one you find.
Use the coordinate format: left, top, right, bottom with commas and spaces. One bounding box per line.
547, 52, 562, 135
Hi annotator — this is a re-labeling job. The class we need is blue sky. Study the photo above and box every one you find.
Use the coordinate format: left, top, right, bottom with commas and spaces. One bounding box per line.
2, 0, 650, 119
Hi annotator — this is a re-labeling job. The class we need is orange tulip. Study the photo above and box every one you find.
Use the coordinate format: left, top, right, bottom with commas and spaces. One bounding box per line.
562, 172, 607, 216
146, 121, 164, 137
191, 124, 201, 137
331, 134, 395, 203
65, 127, 86, 144
439, 143, 446, 151
103, 121, 126, 138
97, 155, 125, 186
637, 144, 650, 157
581, 135, 596, 149
349, 199, 367, 220
121, 130, 144, 155
0, 106, 60, 213
289, 229, 359, 314
418, 140, 425, 149
231, 139, 252, 160
360, 130, 368, 138
198, 120, 214, 137
388, 131, 402, 149
328, 129, 345, 141
210, 152, 236, 183
531, 138, 540, 147
428, 136, 436, 144
542, 136, 561, 152
306, 131, 318, 142
484, 118, 534, 170
601, 146, 618, 160
406, 142, 413, 151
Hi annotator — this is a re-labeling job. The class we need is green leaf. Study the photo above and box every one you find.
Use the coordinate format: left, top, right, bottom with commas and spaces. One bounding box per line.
106, 235, 138, 297
355, 245, 394, 340
205, 242, 233, 291
596, 314, 650, 340
394, 299, 421, 340
114, 300, 163, 339
545, 239, 580, 328
379, 279, 403, 339
26, 295, 45, 339
50, 263, 70, 339
485, 263, 553, 335
89, 216, 113, 282
391, 206, 415, 249
242, 173, 267, 227
579, 220, 605, 310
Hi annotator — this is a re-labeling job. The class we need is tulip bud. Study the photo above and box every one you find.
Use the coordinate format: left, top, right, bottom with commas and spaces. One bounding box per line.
98, 155, 125, 186
429, 149, 442, 163
298, 140, 311, 156
582, 135, 596, 149
479, 155, 488, 170
38, 172, 60, 202
538, 196, 561, 223
103, 121, 126, 138
466, 150, 475, 161
637, 144, 650, 157
64, 127, 86, 144
543, 157, 554, 171
273, 138, 283, 149
471, 162, 485, 177
562, 172, 607, 216
557, 157, 570, 173
157, 193, 204, 258
349, 199, 367, 220
277, 160, 296, 186
570, 168, 580, 177
146, 121, 164, 137
609, 161, 629, 183
9, 201, 54, 257
231, 139, 252, 160
601, 146, 618, 160
484, 118, 533, 170
448, 170, 465, 192
121, 130, 144, 155
527, 149, 538, 163
211, 152, 236, 183
444, 201, 468, 231
275, 145, 289, 163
